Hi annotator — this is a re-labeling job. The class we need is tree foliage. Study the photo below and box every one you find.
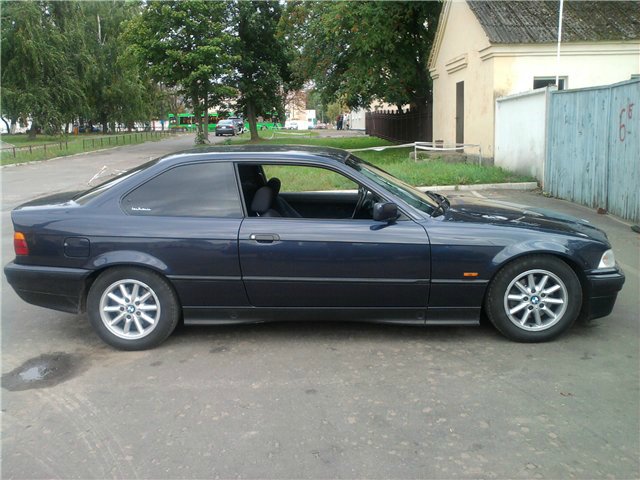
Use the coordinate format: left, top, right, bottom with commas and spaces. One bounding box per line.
82, 1, 155, 133
125, 0, 237, 143
1, 1, 155, 139
233, 0, 296, 140
285, 1, 442, 112
1, 1, 85, 137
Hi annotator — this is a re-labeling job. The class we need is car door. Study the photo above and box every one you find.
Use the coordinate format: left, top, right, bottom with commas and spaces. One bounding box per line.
115, 161, 250, 313
237, 163, 431, 311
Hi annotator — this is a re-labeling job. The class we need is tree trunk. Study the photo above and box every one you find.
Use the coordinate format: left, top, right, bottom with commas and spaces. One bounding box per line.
28, 122, 37, 140
192, 95, 205, 144
0, 117, 10, 134
247, 101, 259, 142
203, 106, 209, 142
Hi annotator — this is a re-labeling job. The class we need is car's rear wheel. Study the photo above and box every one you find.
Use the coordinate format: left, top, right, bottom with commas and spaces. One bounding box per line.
486, 255, 582, 342
87, 267, 180, 350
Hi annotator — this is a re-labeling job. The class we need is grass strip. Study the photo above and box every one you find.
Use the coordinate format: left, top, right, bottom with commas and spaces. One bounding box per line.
1, 132, 176, 166
213, 133, 535, 187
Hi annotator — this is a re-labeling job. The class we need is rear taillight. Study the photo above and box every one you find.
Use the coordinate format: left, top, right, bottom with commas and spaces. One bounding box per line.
14, 232, 29, 256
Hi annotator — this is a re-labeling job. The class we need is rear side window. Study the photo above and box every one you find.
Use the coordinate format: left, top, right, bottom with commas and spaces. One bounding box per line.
122, 162, 242, 217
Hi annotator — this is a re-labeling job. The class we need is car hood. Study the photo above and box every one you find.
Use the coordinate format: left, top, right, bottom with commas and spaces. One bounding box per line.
441, 196, 608, 244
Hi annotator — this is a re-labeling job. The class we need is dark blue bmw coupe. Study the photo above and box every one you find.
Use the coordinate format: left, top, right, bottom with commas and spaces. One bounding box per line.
4, 146, 625, 349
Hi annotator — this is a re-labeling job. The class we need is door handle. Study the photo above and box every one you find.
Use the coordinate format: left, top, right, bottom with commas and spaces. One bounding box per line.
249, 233, 280, 243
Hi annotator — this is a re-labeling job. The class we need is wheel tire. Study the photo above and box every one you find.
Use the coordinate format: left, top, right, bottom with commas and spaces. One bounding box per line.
485, 255, 582, 342
87, 267, 180, 350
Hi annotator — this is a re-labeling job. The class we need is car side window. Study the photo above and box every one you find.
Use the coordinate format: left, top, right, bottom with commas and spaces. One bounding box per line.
239, 164, 383, 220
122, 162, 242, 218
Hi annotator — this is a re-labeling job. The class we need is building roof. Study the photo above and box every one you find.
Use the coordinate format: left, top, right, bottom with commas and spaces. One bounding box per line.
467, 1, 640, 44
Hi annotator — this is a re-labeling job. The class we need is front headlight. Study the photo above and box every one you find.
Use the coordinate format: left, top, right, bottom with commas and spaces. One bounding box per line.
598, 249, 616, 269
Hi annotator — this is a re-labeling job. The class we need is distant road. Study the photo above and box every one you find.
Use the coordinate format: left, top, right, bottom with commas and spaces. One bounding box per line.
2, 134, 198, 210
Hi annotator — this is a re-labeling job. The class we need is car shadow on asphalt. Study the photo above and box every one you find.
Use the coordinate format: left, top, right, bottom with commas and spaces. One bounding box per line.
164, 314, 609, 350
168, 319, 502, 346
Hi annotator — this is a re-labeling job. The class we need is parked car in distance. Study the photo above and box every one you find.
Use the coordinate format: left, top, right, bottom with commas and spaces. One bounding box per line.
78, 124, 101, 133
4, 146, 625, 350
315, 122, 328, 129
284, 120, 298, 130
214, 120, 237, 136
227, 117, 245, 134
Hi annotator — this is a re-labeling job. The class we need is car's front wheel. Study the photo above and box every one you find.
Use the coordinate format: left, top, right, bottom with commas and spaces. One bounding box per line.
87, 267, 180, 350
485, 255, 582, 342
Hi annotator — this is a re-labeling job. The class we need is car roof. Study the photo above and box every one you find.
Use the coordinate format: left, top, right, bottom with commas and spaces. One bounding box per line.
156, 145, 352, 166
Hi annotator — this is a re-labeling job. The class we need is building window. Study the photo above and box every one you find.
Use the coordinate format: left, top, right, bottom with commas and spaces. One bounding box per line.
533, 77, 567, 90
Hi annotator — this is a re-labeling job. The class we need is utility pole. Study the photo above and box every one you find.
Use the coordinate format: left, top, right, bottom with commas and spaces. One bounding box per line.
555, 0, 564, 88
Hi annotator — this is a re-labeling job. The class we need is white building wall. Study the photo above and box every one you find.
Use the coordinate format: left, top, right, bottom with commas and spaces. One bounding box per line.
491, 42, 640, 97
429, 1, 640, 159
349, 109, 366, 130
429, 1, 494, 156
495, 87, 551, 184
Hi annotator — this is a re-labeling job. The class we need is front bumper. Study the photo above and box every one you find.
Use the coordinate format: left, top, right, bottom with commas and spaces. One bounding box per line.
584, 267, 626, 320
4, 262, 91, 314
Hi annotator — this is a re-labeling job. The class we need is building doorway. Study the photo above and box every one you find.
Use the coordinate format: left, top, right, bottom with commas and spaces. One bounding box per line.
455, 81, 464, 146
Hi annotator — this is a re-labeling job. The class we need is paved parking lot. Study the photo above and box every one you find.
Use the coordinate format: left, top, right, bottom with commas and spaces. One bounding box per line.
2, 136, 638, 479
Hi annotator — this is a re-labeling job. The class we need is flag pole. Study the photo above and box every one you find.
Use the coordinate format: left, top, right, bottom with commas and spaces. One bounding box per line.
555, 0, 564, 88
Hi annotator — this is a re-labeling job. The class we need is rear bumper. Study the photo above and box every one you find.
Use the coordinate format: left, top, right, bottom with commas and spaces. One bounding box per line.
584, 268, 626, 320
4, 262, 91, 314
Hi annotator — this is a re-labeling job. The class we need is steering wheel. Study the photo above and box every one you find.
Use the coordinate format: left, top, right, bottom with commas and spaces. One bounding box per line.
352, 186, 368, 219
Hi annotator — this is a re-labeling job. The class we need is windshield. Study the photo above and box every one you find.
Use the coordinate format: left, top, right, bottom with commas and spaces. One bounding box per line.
73, 159, 156, 204
218, 120, 233, 126
346, 155, 439, 216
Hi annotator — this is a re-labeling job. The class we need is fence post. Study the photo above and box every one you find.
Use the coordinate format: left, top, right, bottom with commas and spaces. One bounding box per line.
44, 144, 47, 154
29, 145, 32, 154
13, 147, 16, 158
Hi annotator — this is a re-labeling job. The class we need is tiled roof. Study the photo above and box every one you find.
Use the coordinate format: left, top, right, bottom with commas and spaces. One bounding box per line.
468, 1, 640, 43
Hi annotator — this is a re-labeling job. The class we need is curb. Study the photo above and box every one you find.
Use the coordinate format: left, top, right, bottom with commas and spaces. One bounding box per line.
417, 182, 539, 192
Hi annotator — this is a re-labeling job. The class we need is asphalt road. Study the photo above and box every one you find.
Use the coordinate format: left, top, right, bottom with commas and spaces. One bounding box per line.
1, 135, 639, 479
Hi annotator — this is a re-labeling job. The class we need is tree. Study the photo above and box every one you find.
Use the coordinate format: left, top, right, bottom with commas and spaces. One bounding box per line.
1, 1, 155, 137
47, 1, 94, 132
306, 88, 327, 123
125, 1, 236, 143
285, 1, 442, 139
81, 1, 154, 133
1, 1, 86, 138
233, 0, 295, 141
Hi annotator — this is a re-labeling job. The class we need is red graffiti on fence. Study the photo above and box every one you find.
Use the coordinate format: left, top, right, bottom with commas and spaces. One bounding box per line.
619, 100, 634, 142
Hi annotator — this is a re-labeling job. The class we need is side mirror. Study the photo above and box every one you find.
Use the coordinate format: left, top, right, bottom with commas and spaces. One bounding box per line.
373, 202, 398, 222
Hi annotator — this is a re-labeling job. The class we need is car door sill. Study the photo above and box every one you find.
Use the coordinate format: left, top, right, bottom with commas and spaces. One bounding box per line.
182, 307, 480, 326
